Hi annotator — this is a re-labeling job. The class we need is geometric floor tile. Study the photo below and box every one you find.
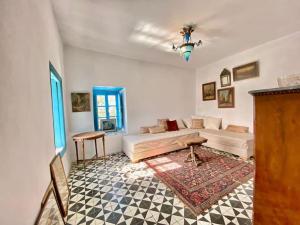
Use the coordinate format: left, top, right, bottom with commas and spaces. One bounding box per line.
66, 152, 254, 225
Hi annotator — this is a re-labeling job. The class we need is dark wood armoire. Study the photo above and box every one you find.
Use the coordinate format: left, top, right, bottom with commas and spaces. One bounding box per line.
249, 86, 300, 225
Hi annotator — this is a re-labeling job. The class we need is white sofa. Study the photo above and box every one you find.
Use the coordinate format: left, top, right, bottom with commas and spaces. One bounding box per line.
123, 129, 199, 162
123, 127, 254, 162
199, 129, 253, 160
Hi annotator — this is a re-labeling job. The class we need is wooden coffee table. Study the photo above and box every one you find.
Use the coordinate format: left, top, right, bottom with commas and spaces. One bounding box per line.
178, 136, 207, 166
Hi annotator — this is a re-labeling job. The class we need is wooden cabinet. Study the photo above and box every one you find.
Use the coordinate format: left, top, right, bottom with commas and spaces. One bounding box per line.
249, 86, 300, 225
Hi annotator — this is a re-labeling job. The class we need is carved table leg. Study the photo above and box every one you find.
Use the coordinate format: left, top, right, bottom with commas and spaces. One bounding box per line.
102, 136, 106, 161
95, 139, 98, 158
75, 141, 79, 165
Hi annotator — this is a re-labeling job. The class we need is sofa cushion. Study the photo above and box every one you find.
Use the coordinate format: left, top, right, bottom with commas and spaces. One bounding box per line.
182, 118, 192, 128
140, 126, 157, 134
175, 119, 186, 129
191, 119, 204, 129
149, 126, 166, 134
158, 118, 169, 130
192, 115, 222, 130
166, 120, 179, 131
226, 125, 249, 133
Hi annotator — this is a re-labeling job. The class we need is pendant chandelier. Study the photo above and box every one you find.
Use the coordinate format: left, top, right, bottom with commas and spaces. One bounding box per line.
172, 25, 202, 62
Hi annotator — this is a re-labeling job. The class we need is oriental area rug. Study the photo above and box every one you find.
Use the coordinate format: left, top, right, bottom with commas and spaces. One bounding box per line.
144, 146, 254, 216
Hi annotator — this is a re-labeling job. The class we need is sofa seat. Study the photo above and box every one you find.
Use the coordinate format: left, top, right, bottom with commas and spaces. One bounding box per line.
123, 129, 200, 162
199, 129, 254, 159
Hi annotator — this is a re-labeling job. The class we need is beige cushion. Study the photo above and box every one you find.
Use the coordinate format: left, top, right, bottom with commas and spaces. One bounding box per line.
226, 125, 249, 133
140, 126, 156, 134
157, 119, 169, 130
149, 126, 166, 134
182, 118, 192, 128
191, 119, 204, 129
192, 115, 222, 130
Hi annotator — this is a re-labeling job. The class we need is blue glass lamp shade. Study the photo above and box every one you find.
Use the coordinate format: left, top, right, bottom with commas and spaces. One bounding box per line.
180, 44, 194, 62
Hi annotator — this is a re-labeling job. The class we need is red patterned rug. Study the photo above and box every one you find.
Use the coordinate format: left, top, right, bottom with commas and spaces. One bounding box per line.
144, 147, 254, 216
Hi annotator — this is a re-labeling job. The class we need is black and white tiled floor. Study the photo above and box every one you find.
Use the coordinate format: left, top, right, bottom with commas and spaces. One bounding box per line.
67, 153, 253, 225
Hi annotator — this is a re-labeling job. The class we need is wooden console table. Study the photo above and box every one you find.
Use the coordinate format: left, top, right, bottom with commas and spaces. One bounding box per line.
72, 131, 106, 166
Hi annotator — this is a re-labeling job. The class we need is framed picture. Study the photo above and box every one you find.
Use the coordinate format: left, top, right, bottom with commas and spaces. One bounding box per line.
35, 182, 65, 225
218, 87, 235, 108
71, 92, 91, 112
101, 118, 117, 132
233, 61, 259, 81
220, 68, 231, 87
50, 155, 70, 217
202, 82, 216, 101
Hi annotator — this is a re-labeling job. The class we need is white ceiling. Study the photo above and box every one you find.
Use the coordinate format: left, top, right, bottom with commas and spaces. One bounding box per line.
51, 0, 300, 69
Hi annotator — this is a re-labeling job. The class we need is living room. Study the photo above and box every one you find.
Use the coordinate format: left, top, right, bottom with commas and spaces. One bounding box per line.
1, 0, 299, 225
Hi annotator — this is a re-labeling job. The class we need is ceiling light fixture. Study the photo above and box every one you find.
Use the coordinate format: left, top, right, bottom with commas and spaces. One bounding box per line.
172, 25, 202, 62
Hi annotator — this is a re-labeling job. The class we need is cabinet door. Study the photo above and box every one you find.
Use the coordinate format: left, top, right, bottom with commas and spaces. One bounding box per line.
253, 93, 300, 225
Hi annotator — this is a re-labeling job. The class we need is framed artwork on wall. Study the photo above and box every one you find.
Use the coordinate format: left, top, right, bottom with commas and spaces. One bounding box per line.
218, 87, 235, 108
101, 118, 117, 132
71, 92, 91, 112
233, 61, 259, 81
220, 68, 231, 87
202, 82, 216, 101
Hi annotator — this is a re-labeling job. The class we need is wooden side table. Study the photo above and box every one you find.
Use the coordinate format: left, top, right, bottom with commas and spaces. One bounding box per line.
72, 131, 106, 166
178, 136, 207, 166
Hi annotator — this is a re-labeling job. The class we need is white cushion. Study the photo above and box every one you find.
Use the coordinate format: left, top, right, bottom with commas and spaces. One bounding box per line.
192, 115, 222, 130
182, 118, 192, 128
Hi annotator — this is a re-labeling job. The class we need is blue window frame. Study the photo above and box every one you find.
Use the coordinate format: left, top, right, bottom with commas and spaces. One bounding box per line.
50, 63, 66, 155
93, 86, 125, 131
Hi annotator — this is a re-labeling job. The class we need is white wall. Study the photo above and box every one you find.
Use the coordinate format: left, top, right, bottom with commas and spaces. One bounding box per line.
64, 45, 195, 160
0, 0, 71, 224
196, 32, 300, 132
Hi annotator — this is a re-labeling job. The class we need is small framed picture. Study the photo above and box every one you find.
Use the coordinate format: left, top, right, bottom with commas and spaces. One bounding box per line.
218, 87, 235, 108
220, 69, 231, 87
71, 92, 91, 112
202, 82, 216, 101
233, 61, 259, 81
101, 118, 117, 132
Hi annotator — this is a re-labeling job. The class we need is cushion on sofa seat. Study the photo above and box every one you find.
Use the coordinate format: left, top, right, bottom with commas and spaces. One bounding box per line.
182, 118, 192, 128
192, 115, 222, 130
173, 119, 186, 129
226, 124, 249, 133
149, 126, 166, 134
166, 120, 179, 131
191, 119, 204, 129
140, 126, 157, 134
157, 118, 169, 130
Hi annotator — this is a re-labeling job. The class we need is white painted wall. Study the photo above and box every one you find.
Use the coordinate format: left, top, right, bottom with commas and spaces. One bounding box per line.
0, 0, 71, 224
196, 32, 300, 132
64, 45, 195, 160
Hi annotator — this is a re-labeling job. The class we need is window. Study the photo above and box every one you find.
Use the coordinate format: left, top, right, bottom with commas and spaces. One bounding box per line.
93, 86, 126, 131
50, 63, 66, 155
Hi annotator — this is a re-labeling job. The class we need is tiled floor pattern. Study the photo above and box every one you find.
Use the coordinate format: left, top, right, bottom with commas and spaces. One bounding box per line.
66, 152, 253, 225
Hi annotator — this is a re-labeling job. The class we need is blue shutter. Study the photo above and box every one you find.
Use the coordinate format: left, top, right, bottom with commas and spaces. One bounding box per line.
50, 65, 66, 155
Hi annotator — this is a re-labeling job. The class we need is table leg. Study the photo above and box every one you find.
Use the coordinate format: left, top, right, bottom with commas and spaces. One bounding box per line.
75, 141, 79, 165
95, 139, 98, 158
102, 136, 106, 160
82, 140, 85, 168
185, 145, 202, 166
